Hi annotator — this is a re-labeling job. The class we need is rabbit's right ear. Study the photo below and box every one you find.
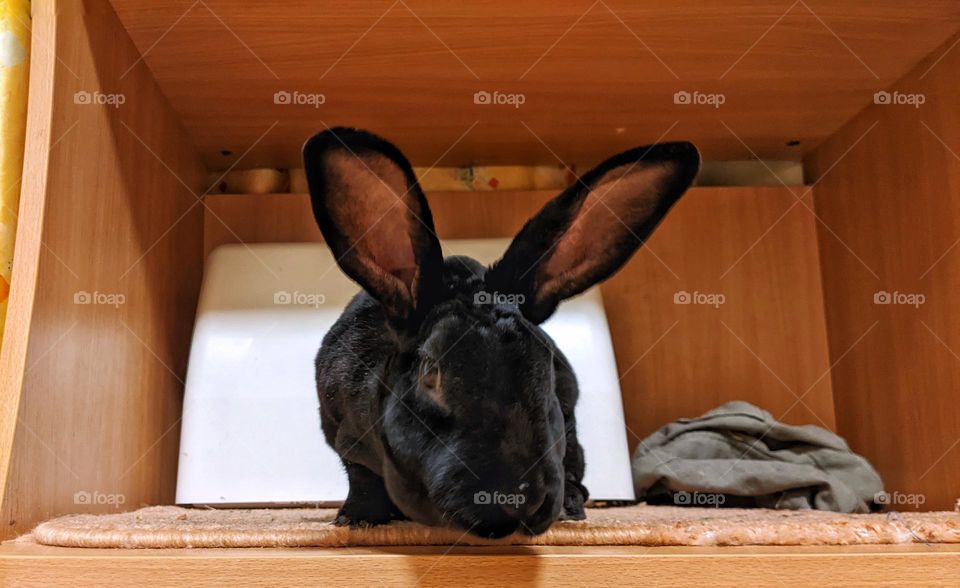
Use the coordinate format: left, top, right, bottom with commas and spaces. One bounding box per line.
303, 128, 444, 324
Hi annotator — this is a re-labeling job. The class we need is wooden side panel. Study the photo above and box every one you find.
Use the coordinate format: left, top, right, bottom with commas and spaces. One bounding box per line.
607, 189, 834, 444
0, 0, 206, 538
205, 187, 835, 451
806, 33, 960, 510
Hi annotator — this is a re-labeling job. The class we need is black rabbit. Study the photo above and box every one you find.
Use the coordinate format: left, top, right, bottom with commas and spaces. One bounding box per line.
303, 127, 699, 538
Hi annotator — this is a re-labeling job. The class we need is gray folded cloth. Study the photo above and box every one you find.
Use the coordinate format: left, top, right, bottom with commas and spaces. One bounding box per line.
632, 400, 884, 513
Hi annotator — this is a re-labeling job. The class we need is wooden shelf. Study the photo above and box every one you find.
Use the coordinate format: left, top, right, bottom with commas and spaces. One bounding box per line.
3, 541, 959, 586
3, 0, 960, 566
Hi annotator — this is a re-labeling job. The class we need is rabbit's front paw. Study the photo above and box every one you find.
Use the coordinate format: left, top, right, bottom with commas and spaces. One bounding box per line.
559, 481, 587, 521
334, 500, 406, 528
335, 461, 408, 528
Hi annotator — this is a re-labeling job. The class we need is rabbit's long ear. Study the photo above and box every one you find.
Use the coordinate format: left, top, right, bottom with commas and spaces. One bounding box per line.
486, 142, 699, 324
304, 127, 443, 323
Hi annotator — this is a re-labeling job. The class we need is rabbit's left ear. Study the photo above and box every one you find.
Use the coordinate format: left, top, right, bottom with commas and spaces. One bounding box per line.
303, 127, 444, 324
486, 142, 699, 324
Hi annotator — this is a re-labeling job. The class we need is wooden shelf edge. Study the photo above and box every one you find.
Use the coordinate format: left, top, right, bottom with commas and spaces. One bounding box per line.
2, 540, 958, 587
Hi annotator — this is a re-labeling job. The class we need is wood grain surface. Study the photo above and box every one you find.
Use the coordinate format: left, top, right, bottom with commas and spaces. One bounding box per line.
806, 32, 960, 511
3, 541, 959, 587
0, 0, 207, 540
107, 1, 960, 167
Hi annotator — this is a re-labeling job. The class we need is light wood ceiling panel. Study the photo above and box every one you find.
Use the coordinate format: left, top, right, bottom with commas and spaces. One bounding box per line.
107, 1, 960, 167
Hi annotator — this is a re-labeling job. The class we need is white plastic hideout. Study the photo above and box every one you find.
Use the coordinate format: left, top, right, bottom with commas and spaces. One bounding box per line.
176, 241, 636, 505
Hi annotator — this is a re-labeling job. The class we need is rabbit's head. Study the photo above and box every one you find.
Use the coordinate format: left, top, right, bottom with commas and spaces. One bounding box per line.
304, 128, 699, 537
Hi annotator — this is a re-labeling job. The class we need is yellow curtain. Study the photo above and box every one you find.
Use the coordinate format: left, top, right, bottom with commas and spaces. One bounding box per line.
0, 0, 30, 352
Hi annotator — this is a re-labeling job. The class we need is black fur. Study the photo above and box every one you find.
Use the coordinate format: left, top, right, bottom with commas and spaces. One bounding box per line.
304, 127, 699, 538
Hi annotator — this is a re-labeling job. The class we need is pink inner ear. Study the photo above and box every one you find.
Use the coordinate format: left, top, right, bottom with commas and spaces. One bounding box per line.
326, 151, 418, 294
540, 164, 666, 298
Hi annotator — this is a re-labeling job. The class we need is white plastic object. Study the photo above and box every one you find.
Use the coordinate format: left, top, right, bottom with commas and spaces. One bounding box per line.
176, 241, 636, 505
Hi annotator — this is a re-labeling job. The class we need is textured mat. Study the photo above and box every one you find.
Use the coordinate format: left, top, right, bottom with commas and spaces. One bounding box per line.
26, 505, 960, 549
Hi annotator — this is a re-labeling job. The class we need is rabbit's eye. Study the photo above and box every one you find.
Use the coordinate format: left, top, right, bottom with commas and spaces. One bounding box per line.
420, 363, 440, 390
418, 362, 446, 410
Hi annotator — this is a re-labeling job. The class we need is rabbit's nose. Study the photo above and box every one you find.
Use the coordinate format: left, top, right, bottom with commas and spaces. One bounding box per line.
509, 487, 546, 520
469, 486, 555, 538
473, 517, 521, 539
500, 483, 547, 521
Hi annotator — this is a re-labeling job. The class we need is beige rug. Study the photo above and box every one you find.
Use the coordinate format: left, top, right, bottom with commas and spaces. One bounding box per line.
27, 505, 960, 549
